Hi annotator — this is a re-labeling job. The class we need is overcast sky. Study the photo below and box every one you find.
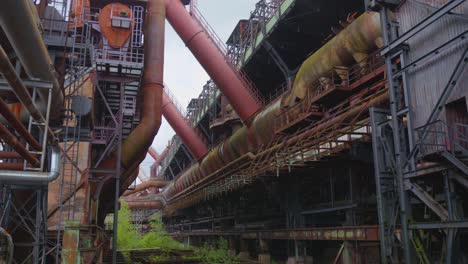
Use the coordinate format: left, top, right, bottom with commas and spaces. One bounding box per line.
138, 1, 258, 179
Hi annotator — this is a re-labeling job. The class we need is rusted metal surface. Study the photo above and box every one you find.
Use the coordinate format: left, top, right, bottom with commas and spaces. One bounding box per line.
0, 151, 22, 159
170, 225, 380, 242
165, 0, 261, 123
0, 122, 39, 167
62, 221, 81, 264
0, 163, 24, 170
96, 0, 166, 216
123, 179, 169, 196
285, 11, 383, 107
0, 0, 64, 120
118, 0, 164, 169
162, 93, 209, 160
148, 147, 160, 160
0, 97, 42, 151
99, 3, 133, 48
152, 12, 387, 212
0, 47, 47, 123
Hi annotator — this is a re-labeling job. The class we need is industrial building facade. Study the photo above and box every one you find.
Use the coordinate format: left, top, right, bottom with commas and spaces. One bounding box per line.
0, 0, 466, 263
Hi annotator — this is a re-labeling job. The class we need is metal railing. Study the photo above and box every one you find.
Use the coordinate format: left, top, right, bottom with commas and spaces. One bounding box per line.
190, 0, 264, 106
416, 120, 468, 157
94, 45, 144, 67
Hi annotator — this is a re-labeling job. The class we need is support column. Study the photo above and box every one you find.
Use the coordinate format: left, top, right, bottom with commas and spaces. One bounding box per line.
258, 239, 271, 264
61, 221, 81, 264
238, 239, 250, 261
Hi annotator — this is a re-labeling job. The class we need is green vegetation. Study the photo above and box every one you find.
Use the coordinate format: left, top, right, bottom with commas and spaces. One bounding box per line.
195, 239, 240, 264
114, 202, 238, 264
116, 202, 185, 251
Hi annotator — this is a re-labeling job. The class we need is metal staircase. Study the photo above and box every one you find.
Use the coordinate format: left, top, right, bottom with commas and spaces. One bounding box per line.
416, 120, 468, 175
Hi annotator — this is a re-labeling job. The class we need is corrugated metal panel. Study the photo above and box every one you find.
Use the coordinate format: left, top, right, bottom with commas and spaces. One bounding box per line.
396, 0, 468, 129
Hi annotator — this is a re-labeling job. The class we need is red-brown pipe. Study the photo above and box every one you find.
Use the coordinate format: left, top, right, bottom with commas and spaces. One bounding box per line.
95, 0, 166, 222
155, 144, 170, 166
162, 93, 208, 160
122, 179, 168, 196
148, 147, 160, 160
0, 152, 22, 159
119, 0, 165, 169
0, 47, 46, 123
0, 98, 41, 151
126, 200, 163, 210
164, 0, 260, 123
0, 163, 24, 170
0, 123, 39, 166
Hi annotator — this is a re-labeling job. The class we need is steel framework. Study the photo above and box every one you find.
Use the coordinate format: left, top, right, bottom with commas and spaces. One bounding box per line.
369, 0, 467, 263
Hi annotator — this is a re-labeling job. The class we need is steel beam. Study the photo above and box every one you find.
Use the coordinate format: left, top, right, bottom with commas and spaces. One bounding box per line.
380, 0, 466, 55
170, 226, 380, 241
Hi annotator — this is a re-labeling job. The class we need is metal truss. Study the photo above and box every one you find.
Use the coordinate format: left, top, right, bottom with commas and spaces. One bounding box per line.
370, 0, 467, 263
166, 54, 389, 212
1, 186, 48, 264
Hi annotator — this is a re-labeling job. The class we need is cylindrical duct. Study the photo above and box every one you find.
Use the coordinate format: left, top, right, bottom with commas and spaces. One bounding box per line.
165, 0, 260, 123
0, 0, 64, 119
162, 93, 209, 160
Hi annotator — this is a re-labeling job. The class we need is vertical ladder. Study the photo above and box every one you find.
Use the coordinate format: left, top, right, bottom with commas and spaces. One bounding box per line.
53, 6, 92, 261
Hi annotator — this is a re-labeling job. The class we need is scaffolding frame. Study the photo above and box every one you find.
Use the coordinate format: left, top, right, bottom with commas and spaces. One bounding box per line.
369, 0, 468, 263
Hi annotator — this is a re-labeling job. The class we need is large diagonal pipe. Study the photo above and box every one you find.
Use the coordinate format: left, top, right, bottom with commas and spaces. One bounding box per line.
162, 93, 209, 160
165, 0, 260, 123
0, 0, 64, 120
148, 147, 160, 160
149, 12, 383, 211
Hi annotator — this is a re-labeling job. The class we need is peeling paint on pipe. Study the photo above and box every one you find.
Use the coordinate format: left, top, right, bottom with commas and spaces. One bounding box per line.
284, 12, 382, 107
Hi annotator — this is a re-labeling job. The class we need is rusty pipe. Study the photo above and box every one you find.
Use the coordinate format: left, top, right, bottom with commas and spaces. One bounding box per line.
0, 163, 24, 170
162, 93, 209, 160
126, 200, 163, 210
165, 0, 260, 123
0, 47, 47, 123
0, 98, 41, 151
285, 12, 382, 106
148, 147, 160, 160
0, 123, 39, 167
155, 144, 170, 166
0, 0, 64, 119
119, 0, 165, 169
122, 179, 169, 196
153, 12, 384, 208
0, 152, 22, 160
95, 0, 166, 221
